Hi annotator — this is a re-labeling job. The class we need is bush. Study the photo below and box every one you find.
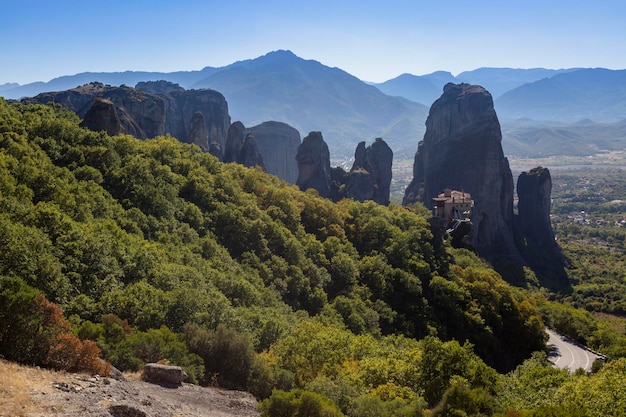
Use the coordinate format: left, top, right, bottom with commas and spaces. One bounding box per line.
248, 354, 295, 400
46, 332, 110, 375
0, 276, 43, 363
431, 381, 495, 417
183, 323, 254, 389
258, 389, 344, 417
348, 393, 425, 417
0, 276, 109, 375
107, 325, 203, 384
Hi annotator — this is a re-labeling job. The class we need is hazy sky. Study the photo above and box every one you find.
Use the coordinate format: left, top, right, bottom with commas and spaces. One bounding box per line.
1, 0, 625, 85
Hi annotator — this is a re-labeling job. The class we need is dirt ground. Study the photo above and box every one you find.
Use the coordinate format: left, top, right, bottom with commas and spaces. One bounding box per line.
0, 359, 260, 417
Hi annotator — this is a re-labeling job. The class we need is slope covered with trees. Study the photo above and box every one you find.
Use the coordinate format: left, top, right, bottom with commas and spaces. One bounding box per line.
2, 99, 626, 416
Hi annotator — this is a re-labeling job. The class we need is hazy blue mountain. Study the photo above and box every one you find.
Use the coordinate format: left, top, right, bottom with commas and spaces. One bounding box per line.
1, 68, 220, 99
496, 68, 626, 123
374, 68, 576, 105
192, 50, 428, 158
0, 82, 19, 94
457, 67, 577, 98
4, 51, 626, 160
374, 71, 456, 105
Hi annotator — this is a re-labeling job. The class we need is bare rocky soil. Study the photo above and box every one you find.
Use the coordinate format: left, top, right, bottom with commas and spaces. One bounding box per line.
0, 360, 260, 417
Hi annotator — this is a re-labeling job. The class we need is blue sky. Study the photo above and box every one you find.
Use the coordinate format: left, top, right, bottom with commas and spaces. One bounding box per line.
1, 0, 625, 85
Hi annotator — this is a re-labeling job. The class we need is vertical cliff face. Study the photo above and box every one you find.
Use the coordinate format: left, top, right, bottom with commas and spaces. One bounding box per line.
188, 111, 210, 149
23, 82, 231, 151
239, 133, 266, 170
79, 97, 123, 136
515, 167, 569, 289
168, 88, 230, 151
345, 138, 393, 205
404, 83, 524, 273
224, 121, 246, 163
367, 138, 393, 205
248, 121, 301, 184
296, 131, 331, 198
222, 122, 266, 169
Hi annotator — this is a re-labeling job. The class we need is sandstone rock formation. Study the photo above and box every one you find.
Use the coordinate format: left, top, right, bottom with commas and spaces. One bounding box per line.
345, 138, 393, 205
188, 111, 210, 149
209, 142, 223, 161
136, 80, 185, 95
404, 83, 569, 289
296, 131, 332, 198
515, 167, 569, 289
224, 121, 246, 163
403, 83, 524, 280
239, 133, 266, 170
346, 166, 375, 202
79, 97, 122, 136
223, 122, 266, 169
23, 81, 230, 151
248, 121, 301, 184
368, 138, 393, 205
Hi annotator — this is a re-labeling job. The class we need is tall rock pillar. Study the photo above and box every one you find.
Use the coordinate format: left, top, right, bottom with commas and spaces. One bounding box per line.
296, 131, 332, 198
403, 83, 524, 271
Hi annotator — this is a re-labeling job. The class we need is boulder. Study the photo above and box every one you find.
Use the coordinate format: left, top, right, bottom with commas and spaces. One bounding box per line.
141, 363, 187, 385
296, 131, 331, 198
109, 404, 147, 417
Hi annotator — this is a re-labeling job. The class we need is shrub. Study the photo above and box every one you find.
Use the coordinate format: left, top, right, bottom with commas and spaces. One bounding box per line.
258, 389, 344, 417
0, 276, 109, 375
248, 354, 295, 400
0, 276, 43, 363
107, 325, 203, 384
46, 332, 110, 375
183, 323, 254, 389
348, 393, 425, 417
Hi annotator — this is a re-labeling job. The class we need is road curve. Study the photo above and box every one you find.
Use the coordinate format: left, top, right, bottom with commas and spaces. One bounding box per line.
546, 328, 603, 373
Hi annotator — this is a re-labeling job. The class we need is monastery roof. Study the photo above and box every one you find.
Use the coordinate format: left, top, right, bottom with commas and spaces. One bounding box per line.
433, 189, 472, 202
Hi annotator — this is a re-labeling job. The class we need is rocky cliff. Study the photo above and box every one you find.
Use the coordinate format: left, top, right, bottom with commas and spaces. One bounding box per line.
239, 133, 266, 170
79, 97, 123, 136
404, 83, 569, 289
248, 121, 301, 184
515, 167, 569, 289
345, 138, 393, 205
296, 131, 332, 198
403, 83, 525, 281
23, 81, 230, 151
224, 121, 246, 163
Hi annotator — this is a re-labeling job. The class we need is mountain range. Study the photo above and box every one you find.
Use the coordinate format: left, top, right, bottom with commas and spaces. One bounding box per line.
2, 50, 626, 159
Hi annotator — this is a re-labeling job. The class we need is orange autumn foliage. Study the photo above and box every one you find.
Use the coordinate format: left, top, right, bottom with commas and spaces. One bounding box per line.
36, 294, 110, 376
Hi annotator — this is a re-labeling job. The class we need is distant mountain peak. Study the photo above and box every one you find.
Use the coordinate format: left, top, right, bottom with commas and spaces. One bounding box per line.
264, 49, 298, 58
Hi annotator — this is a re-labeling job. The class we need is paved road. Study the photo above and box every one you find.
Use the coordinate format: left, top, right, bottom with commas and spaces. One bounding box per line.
546, 329, 604, 373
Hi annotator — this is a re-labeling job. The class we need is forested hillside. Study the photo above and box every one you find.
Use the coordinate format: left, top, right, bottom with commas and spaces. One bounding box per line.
2, 99, 626, 416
